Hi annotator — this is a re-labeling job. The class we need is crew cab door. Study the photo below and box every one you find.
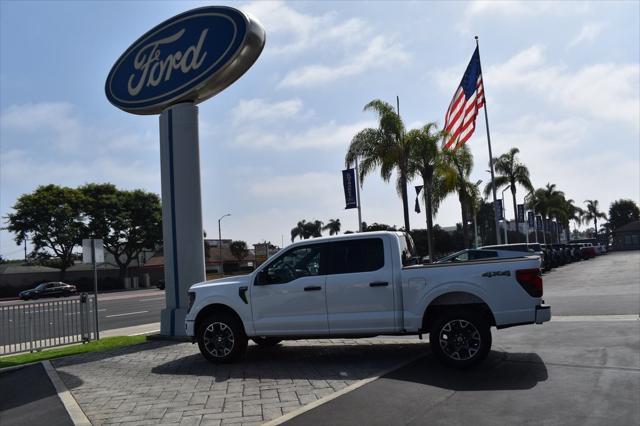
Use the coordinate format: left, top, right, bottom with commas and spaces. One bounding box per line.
251, 244, 329, 335
324, 237, 396, 334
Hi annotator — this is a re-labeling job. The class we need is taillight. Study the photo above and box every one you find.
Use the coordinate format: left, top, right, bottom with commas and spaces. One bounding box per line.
516, 268, 543, 298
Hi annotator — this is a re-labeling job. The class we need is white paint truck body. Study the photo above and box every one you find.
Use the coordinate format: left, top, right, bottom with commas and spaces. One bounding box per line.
185, 232, 551, 367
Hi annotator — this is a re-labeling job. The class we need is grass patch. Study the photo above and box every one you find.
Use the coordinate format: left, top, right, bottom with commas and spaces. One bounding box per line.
0, 335, 147, 369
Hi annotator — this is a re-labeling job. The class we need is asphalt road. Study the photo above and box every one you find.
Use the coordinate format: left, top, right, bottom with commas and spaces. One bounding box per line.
0, 289, 165, 347
286, 251, 640, 426
0, 363, 72, 426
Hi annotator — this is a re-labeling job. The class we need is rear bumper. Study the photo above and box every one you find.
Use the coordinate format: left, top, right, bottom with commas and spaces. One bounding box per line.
535, 304, 551, 324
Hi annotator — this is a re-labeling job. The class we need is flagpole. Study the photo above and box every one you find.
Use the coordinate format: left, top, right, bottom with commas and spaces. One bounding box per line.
475, 36, 501, 245
355, 157, 363, 232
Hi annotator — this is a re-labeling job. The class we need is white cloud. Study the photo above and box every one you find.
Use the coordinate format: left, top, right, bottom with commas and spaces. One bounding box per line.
1, 102, 84, 151
248, 172, 339, 199
234, 119, 373, 151
457, 0, 590, 34
230, 98, 306, 125
240, 1, 411, 88
240, 1, 369, 55
434, 45, 640, 129
226, 98, 374, 151
279, 35, 411, 88
568, 22, 606, 48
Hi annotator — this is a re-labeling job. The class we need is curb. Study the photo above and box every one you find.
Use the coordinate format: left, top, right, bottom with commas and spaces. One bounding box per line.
42, 360, 91, 426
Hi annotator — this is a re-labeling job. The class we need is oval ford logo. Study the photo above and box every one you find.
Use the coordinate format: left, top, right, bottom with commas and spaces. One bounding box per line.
106, 6, 265, 115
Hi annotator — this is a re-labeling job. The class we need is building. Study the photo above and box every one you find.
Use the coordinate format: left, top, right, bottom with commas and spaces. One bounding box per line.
612, 221, 640, 251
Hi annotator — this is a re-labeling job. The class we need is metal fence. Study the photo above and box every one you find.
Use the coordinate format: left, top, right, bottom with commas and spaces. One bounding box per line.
0, 293, 95, 355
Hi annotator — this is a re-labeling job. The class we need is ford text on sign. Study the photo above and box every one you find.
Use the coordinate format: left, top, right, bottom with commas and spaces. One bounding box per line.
106, 6, 265, 115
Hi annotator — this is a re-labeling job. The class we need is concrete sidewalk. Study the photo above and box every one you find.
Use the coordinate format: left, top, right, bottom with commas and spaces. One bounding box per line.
52, 338, 427, 425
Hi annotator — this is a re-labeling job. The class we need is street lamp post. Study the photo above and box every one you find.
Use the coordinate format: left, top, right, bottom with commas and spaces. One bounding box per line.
218, 213, 231, 276
501, 185, 511, 244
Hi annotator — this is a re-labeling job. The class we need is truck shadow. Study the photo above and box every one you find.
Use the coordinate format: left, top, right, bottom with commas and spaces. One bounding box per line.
383, 350, 548, 391
149, 343, 547, 391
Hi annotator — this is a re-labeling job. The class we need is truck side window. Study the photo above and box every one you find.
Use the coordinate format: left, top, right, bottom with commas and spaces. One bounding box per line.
265, 246, 321, 284
327, 238, 384, 274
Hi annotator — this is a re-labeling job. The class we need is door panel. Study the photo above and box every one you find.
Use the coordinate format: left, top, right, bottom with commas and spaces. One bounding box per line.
251, 276, 328, 335
251, 244, 329, 336
325, 237, 396, 334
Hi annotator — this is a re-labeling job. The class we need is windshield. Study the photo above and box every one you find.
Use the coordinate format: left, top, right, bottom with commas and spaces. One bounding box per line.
36, 283, 47, 290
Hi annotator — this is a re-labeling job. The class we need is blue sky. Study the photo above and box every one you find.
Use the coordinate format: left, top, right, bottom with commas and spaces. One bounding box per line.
1, 0, 639, 258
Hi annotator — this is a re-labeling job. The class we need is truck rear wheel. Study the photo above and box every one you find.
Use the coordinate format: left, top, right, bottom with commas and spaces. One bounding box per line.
430, 309, 491, 369
197, 313, 247, 363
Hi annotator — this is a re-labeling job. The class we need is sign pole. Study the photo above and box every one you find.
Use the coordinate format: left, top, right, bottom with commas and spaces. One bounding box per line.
91, 238, 100, 340
159, 103, 206, 337
355, 157, 363, 232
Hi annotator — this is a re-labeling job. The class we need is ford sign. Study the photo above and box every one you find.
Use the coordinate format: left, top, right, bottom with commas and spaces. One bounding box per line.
106, 6, 265, 115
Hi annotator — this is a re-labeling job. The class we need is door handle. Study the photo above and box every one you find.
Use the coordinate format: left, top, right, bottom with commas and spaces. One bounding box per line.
369, 281, 389, 287
304, 286, 322, 291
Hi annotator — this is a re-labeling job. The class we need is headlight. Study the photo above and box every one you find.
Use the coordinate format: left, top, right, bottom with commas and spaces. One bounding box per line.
187, 292, 196, 313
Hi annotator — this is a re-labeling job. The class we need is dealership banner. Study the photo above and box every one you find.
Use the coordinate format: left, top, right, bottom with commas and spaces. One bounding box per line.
536, 215, 543, 230
414, 185, 423, 214
517, 204, 525, 223
527, 211, 535, 227
494, 200, 503, 220
342, 168, 358, 209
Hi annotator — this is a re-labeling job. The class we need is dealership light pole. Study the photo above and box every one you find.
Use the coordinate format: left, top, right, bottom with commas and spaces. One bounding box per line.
218, 213, 231, 276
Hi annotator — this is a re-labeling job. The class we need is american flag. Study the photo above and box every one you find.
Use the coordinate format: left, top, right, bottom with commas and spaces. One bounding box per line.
443, 47, 485, 150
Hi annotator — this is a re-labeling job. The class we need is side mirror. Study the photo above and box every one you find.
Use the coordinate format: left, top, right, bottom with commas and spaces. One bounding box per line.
255, 269, 267, 285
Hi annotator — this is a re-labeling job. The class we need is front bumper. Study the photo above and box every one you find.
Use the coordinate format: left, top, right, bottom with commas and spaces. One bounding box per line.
535, 304, 552, 324
185, 319, 195, 337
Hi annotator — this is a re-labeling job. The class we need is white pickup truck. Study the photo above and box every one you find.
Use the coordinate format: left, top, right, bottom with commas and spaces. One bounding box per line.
185, 232, 550, 368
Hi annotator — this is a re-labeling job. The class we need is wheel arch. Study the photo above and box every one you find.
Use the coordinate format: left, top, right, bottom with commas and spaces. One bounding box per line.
194, 303, 246, 335
421, 291, 496, 333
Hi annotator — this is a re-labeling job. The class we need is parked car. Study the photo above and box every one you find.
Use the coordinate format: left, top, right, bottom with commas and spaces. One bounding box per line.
479, 243, 546, 270
19, 282, 77, 300
435, 248, 535, 264
186, 231, 550, 368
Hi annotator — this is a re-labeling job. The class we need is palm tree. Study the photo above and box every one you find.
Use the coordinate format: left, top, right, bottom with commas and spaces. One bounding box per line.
563, 198, 584, 241
439, 144, 475, 248
484, 148, 533, 239
468, 179, 484, 247
526, 183, 565, 243
346, 99, 411, 231
323, 219, 341, 236
303, 220, 323, 239
406, 123, 448, 261
291, 220, 307, 242
584, 200, 607, 239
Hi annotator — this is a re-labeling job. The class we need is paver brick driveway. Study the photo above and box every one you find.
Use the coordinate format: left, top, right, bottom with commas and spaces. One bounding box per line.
53, 338, 427, 425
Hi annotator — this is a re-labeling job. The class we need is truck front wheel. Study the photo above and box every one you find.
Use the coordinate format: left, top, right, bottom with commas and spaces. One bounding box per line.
197, 313, 247, 363
430, 309, 491, 369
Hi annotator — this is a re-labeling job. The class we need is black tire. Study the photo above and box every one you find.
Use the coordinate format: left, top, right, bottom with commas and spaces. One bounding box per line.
197, 313, 247, 363
252, 337, 282, 347
429, 309, 491, 369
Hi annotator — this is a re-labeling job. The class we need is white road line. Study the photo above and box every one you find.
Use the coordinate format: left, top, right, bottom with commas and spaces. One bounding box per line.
263, 352, 427, 426
552, 314, 639, 322
138, 297, 165, 302
105, 310, 149, 318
